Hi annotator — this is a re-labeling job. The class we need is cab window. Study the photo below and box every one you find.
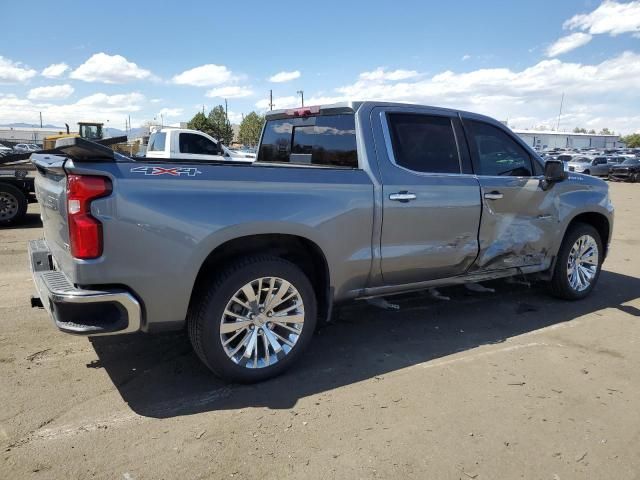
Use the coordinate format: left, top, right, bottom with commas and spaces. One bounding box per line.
179, 133, 220, 155
467, 120, 533, 176
386, 113, 461, 174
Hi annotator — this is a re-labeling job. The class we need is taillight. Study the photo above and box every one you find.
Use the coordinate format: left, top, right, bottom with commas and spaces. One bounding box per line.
67, 175, 112, 259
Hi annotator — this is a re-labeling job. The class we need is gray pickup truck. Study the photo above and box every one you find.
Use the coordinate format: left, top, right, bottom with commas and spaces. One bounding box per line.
29, 101, 614, 383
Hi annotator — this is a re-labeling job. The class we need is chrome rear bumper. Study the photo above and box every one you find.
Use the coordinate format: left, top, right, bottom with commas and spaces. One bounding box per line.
28, 239, 141, 336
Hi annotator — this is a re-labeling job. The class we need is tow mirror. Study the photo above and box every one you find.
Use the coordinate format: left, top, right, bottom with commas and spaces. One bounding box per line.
542, 159, 566, 189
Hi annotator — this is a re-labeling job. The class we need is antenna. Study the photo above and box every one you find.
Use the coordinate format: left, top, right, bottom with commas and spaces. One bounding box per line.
556, 93, 564, 131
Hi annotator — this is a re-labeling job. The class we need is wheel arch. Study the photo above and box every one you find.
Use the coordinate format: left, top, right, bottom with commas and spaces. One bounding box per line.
563, 211, 611, 258
189, 233, 332, 325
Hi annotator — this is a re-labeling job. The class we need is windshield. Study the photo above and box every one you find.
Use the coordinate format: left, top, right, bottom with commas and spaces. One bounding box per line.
574, 157, 590, 163
622, 159, 639, 165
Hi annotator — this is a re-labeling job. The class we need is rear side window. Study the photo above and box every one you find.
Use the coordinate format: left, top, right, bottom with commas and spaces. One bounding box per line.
148, 132, 166, 152
387, 113, 460, 174
258, 114, 358, 168
179, 133, 220, 155
467, 121, 533, 176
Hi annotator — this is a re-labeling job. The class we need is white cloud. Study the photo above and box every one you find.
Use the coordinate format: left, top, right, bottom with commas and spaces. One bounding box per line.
0, 56, 37, 83
27, 84, 74, 100
206, 85, 253, 98
0, 92, 146, 127
41, 63, 69, 78
564, 0, 640, 36
227, 110, 243, 124
70, 53, 152, 83
268, 70, 301, 83
150, 98, 163, 103
547, 1, 640, 57
462, 55, 471, 61
172, 64, 234, 87
158, 107, 183, 118
546, 32, 593, 57
359, 68, 420, 81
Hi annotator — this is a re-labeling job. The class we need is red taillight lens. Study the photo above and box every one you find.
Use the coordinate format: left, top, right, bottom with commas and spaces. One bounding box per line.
67, 175, 112, 259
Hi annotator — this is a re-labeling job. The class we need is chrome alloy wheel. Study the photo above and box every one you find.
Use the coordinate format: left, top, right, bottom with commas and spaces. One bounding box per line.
0, 191, 19, 221
567, 234, 599, 292
219, 277, 305, 369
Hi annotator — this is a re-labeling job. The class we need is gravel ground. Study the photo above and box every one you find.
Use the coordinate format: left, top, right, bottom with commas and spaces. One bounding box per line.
1, 182, 639, 480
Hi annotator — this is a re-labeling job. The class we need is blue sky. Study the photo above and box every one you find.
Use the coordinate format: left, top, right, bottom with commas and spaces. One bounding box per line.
1, 0, 639, 133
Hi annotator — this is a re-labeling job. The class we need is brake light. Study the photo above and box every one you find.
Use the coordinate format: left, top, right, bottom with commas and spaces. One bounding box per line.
285, 106, 320, 117
67, 175, 112, 259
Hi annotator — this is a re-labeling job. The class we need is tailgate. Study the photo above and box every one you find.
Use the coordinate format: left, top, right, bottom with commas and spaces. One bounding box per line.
32, 154, 73, 272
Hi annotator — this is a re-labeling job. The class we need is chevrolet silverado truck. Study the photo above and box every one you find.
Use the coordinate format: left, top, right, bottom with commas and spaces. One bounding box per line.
29, 101, 614, 383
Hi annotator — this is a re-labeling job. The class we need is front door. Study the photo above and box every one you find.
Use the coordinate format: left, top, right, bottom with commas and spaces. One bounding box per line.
462, 116, 558, 271
374, 107, 482, 285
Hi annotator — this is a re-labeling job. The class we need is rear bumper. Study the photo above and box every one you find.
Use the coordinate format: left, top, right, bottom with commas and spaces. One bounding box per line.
28, 239, 141, 336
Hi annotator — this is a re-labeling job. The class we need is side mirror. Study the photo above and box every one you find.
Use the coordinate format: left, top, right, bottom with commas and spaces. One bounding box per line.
542, 159, 566, 189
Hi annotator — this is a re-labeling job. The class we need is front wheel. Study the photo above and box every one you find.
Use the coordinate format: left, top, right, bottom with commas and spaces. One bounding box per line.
550, 223, 603, 300
188, 256, 317, 383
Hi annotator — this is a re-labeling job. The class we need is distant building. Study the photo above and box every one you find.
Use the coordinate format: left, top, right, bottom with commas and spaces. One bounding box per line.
0, 126, 68, 146
513, 129, 623, 150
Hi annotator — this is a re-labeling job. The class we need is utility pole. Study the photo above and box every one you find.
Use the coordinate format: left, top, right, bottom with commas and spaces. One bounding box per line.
297, 90, 304, 107
225, 98, 228, 121
556, 93, 564, 132
269, 90, 274, 111
39, 112, 42, 128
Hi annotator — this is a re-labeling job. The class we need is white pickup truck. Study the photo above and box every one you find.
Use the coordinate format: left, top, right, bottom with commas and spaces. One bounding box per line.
145, 128, 255, 162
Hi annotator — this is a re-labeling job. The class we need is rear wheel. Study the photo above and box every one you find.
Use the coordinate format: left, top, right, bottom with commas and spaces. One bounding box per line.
188, 256, 317, 383
550, 223, 602, 300
583, 170, 590, 175
0, 183, 27, 226
632, 173, 639, 183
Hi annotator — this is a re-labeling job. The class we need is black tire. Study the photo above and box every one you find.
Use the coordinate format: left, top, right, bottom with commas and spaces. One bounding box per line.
188, 255, 317, 383
583, 170, 590, 175
632, 173, 639, 183
0, 183, 27, 226
550, 222, 603, 300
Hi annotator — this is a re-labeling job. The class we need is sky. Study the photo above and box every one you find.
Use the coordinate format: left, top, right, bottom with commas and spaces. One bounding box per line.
1, 0, 639, 134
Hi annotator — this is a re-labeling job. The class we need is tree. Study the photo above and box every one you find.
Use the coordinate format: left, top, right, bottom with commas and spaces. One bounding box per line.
588, 129, 596, 134
621, 133, 640, 148
238, 112, 265, 147
186, 111, 212, 135
207, 105, 234, 145
599, 127, 614, 135
573, 127, 587, 133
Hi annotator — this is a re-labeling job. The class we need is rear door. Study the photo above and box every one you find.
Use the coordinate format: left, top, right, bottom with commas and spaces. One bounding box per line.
373, 107, 481, 285
462, 116, 557, 271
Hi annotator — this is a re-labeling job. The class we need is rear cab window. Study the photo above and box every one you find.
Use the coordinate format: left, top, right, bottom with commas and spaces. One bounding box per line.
258, 114, 358, 168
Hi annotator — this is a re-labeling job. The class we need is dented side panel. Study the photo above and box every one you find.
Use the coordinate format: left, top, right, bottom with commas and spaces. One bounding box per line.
474, 176, 557, 271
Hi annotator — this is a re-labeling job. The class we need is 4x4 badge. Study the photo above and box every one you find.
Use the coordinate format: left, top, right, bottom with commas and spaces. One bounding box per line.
130, 166, 202, 177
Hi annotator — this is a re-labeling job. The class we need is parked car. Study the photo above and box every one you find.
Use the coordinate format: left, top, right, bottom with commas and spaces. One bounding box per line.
609, 158, 640, 182
146, 128, 254, 162
12, 144, 39, 153
567, 156, 610, 177
29, 101, 613, 383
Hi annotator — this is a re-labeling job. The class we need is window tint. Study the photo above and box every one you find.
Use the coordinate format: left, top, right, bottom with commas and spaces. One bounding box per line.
148, 132, 166, 152
179, 133, 220, 155
387, 113, 460, 174
467, 121, 533, 176
258, 114, 358, 168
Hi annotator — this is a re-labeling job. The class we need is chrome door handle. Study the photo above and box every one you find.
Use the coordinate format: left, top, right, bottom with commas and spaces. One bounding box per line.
484, 191, 503, 200
389, 192, 417, 202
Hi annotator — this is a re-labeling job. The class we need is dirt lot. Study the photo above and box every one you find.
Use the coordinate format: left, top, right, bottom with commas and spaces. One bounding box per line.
1, 182, 639, 480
